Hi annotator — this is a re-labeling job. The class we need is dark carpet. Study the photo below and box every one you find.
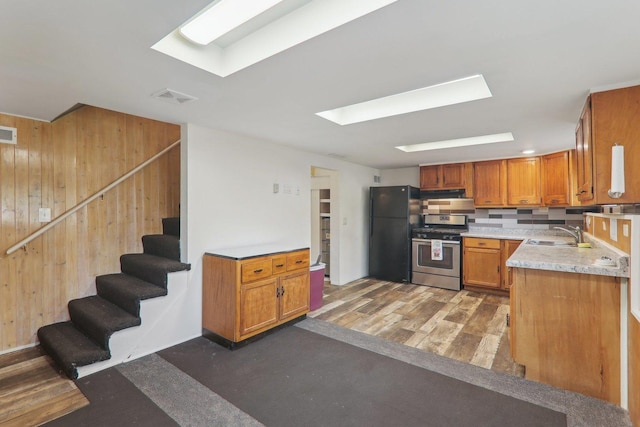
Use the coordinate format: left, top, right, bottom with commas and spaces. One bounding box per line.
158, 327, 566, 427
44, 367, 178, 427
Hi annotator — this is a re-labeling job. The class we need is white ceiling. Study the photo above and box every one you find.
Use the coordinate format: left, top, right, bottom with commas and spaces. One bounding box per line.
1, 0, 639, 169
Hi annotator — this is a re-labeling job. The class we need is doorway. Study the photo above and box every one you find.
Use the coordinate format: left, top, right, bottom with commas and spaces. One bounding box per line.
311, 167, 337, 283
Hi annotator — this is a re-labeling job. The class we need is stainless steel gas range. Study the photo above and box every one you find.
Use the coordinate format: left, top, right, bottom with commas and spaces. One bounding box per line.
411, 214, 468, 291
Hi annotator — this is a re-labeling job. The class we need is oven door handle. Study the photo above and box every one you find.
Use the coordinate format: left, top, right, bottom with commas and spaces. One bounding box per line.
412, 238, 460, 245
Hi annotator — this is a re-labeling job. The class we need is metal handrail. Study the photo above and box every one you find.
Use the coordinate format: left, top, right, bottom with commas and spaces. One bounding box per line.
3, 139, 181, 257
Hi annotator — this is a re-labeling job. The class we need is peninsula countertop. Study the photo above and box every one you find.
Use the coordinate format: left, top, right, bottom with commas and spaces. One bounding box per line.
462, 227, 629, 278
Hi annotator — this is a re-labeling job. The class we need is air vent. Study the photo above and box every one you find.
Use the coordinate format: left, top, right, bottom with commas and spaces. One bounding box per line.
0, 126, 17, 144
151, 88, 198, 105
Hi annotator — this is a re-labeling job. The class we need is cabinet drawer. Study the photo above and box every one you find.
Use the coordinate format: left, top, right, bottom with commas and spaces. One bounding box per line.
287, 251, 309, 271
272, 256, 286, 274
241, 259, 272, 283
464, 237, 501, 249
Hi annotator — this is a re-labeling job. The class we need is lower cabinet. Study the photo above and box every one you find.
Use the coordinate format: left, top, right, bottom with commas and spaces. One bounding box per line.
510, 268, 620, 404
463, 237, 521, 293
203, 248, 310, 345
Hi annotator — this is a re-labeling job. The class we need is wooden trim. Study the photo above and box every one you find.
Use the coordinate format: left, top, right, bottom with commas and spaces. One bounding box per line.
3, 139, 180, 256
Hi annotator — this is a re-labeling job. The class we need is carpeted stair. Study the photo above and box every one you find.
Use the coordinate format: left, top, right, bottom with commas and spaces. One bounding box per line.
38, 217, 190, 380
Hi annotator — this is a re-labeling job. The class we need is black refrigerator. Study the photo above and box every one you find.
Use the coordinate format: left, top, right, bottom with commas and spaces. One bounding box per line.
369, 185, 420, 282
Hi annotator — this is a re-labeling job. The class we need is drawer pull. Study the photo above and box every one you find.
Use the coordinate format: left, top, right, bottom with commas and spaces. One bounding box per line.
478, 242, 486, 246
275, 264, 284, 268
520, 200, 528, 203
295, 260, 303, 264
254, 268, 263, 273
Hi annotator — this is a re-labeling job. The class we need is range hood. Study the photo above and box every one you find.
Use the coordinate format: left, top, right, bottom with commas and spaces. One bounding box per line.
420, 188, 466, 199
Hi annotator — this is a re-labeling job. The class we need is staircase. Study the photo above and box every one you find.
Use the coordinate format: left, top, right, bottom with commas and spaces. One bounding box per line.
37, 217, 190, 379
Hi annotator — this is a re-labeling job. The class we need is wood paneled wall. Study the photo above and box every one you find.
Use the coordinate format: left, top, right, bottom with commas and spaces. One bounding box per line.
0, 105, 180, 352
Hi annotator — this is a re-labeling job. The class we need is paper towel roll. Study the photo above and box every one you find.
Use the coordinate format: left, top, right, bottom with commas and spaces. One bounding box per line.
610, 144, 625, 195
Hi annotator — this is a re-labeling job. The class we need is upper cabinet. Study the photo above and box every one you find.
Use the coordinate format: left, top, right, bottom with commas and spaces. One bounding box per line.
420, 163, 466, 190
542, 151, 570, 206
473, 160, 506, 207
506, 157, 541, 206
579, 85, 640, 205
575, 98, 594, 203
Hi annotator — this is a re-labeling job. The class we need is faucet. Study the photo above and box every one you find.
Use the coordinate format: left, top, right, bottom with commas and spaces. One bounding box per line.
553, 225, 584, 244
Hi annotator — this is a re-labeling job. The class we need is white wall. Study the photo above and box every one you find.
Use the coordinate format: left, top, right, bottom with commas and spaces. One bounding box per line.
381, 166, 420, 187
179, 124, 379, 337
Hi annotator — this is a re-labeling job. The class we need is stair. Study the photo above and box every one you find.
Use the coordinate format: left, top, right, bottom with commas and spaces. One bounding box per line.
37, 217, 190, 380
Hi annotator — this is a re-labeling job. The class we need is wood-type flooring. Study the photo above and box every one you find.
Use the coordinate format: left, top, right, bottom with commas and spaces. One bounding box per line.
0, 346, 89, 426
309, 278, 525, 377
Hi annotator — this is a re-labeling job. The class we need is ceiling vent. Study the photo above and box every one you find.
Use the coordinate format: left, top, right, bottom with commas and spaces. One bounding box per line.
0, 126, 17, 144
151, 88, 198, 105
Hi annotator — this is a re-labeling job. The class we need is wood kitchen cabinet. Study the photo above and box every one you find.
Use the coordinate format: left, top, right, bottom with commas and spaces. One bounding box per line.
420, 163, 466, 190
506, 157, 541, 206
473, 160, 506, 207
541, 151, 571, 206
203, 247, 310, 347
575, 97, 594, 202
463, 237, 502, 290
463, 237, 521, 293
500, 240, 521, 289
510, 268, 620, 404
575, 85, 640, 204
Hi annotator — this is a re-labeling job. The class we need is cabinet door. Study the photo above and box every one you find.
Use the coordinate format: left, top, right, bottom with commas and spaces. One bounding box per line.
507, 157, 541, 206
420, 165, 441, 190
441, 163, 465, 188
575, 98, 594, 202
473, 160, 506, 206
279, 271, 309, 321
463, 247, 502, 288
590, 86, 640, 204
501, 240, 521, 290
239, 278, 279, 338
542, 151, 570, 206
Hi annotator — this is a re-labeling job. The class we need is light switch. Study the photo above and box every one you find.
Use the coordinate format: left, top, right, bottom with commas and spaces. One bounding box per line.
273, 183, 279, 193
623, 224, 630, 237
39, 208, 51, 223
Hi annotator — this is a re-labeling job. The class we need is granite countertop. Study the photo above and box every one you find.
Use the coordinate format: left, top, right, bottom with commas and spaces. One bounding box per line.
462, 227, 567, 241
463, 227, 629, 277
508, 237, 627, 278
205, 244, 308, 260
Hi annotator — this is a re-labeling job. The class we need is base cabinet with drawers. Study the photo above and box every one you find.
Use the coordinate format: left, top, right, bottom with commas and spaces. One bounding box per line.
203, 247, 310, 346
462, 237, 521, 293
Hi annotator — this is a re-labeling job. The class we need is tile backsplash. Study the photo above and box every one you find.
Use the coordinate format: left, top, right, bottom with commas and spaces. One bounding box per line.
422, 198, 595, 229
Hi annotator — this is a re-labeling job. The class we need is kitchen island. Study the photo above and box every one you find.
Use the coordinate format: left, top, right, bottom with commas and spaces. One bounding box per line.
202, 245, 310, 348
506, 233, 629, 404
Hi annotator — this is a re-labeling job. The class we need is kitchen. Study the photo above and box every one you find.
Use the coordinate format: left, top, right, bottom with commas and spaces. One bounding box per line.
357, 83, 640, 420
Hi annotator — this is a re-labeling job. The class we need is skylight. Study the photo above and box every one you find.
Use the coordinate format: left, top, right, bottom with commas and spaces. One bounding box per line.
316, 75, 492, 125
179, 0, 286, 46
396, 132, 514, 152
153, 0, 398, 77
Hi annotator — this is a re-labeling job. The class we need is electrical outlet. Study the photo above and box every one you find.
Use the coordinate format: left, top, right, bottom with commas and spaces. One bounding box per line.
283, 184, 292, 194
38, 208, 51, 223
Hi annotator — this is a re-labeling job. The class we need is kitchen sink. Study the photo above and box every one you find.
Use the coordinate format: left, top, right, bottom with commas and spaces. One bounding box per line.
526, 239, 576, 247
